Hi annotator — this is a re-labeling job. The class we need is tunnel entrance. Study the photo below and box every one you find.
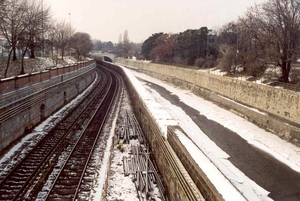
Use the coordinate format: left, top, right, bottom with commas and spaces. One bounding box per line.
104, 56, 113, 62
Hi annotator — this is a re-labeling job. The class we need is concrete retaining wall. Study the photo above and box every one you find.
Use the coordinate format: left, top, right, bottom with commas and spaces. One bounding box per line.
167, 126, 224, 201
115, 59, 300, 144
0, 62, 97, 152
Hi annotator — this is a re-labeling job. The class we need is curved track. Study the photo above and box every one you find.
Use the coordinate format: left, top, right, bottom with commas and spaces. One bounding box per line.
0, 64, 122, 200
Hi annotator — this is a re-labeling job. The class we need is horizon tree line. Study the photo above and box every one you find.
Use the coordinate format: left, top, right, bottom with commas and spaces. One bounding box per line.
2, 0, 298, 83
140, 0, 300, 83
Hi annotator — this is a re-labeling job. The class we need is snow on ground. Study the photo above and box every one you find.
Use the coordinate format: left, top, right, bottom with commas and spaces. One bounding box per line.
96, 90, 142, 201
122, 67, 300, 201
90, 97, 121, 201
2, 60, 300, 200
121, 67, 177, 138
0, 66, 165, 201
96, 85, 164, 201
102, 139, 142, 201
0, 73, 100, 191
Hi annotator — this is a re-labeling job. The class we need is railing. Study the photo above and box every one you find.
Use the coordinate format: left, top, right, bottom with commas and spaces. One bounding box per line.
0, 61, 94, 94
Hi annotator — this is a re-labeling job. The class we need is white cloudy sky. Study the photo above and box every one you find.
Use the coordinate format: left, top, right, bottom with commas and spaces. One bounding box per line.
44, 0, 266, 43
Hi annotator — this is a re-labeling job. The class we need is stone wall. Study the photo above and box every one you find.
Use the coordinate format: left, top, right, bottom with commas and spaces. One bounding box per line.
115, 59, 300, 144
0, 61, 94, 94
0, 63, 97, 152
167, 126, 224, 201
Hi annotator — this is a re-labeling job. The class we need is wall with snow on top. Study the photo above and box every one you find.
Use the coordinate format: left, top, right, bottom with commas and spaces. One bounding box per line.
115, 59, 300, 145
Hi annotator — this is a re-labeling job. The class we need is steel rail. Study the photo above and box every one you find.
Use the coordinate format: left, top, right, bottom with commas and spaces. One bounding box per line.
0, 68, 108, 200
43, 69, 114, 200
73, 65, 122, 200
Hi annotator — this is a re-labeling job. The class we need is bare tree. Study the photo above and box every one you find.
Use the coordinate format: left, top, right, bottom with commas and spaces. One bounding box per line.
0, 0, 6, 20
121, 29, 131, 58
218, 22, 239, 73
118, 33, 122, 44
115, 29, 133, 58
238, 0, 300, 82
141, 32, 164, 60
17, 0, 50, 74
114, 34, 123, 57
45, 21, 58, 65
69, 32, 93, 60
218, 43, 235, 72
0, 0, 30, 77
149, 33, 177, 63
25, 0, 50, 59
218, 22, 238, 52
53, 20, 74, 60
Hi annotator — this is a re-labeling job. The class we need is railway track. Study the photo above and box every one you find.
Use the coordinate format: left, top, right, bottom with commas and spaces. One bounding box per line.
118, 110, 168, 200
0, 64, 122, 200
118, 110, 146, 144
44, 66, 120, 200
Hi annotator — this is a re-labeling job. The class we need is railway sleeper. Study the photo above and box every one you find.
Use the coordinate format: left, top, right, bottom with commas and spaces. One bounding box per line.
56, 179, 78, 185
80, 184, 92, 191
83, 176, 94, 182
85, 167, 95, 173
50, 198, 74, 201
50, 188, 75, 196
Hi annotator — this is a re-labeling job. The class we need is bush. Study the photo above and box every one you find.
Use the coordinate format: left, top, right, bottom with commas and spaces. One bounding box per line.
290, 68, 300, 84
136, 54, 145, 60
203, 60, 218, 68
218, 56, 233, 72
173, 57, 189, 66
243, 59, 266, 77
195, 57, 205, 68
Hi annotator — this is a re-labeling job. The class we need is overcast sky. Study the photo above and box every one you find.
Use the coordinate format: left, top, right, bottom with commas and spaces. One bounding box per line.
44, 0, 266, 43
